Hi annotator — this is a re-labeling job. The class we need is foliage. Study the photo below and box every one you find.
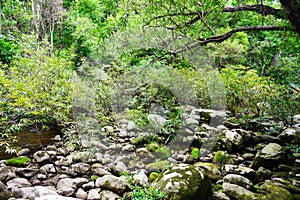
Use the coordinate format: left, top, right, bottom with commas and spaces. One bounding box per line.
0, 35, 74, 151
191, 148, 200, 160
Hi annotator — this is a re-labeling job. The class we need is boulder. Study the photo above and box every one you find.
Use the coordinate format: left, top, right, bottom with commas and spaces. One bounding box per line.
278, 128, 300, 143
0, 181, 11, 199
7, 178, 31, 189
33, 151, 51, 163
256, 180, 294, 200
250, 143, 294, 169
35, 195, 81, 200
57, 178, 89, 196
223, 174, 253, 190
194, 162, 222, 180
222, 183, 256, 200
225, 130, 243, 149
154, 163, 211, 200
95, 175, 129, 194
87, 189, 100, 200
99, 190, 121, 200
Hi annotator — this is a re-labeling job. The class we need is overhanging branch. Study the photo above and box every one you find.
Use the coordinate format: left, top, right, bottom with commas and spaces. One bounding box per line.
223, 4, 285, 19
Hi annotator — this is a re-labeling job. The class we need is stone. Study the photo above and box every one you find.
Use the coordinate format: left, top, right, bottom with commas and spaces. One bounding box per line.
278, 128, 299, 143
40, 164, 56, 174
122, 144, 135, 152
82, 182, 94, 191
222, 183, 256, 200
35, 195, 82, 200
225, 130, 243, 149
72, 163, 91, 174
0, 181, 11, 199
250, 143, 294, 169
212, 191, 230, 200
133, 170, 149, 186
154, 163, 211, 200
57, 178, 89, 196
223, 174, 253, 190
87, 189, 100, 200
256, 180, 294, 200
17, 148, 31, 156
11, 186, 57, 199
0, 166, 16, 181
99, 190, 121, 200
255, 167, 272, 183
194, 162, 222, 180
147, 114, 167, 126
95, 175, 129, 194
33, 151, 50, 163
91, 164, 111, 176
15, 168, 38, 178
222, 164, 256, 182
7, 178, 31, 189
76, 188, 88, 199
146, 160, 170, 172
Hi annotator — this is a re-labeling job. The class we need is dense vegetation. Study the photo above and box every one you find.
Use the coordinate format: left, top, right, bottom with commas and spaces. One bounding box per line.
0, 0, 299, 153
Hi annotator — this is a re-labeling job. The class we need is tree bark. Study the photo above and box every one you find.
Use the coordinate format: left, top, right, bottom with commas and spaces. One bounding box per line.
280, 0, 300, 36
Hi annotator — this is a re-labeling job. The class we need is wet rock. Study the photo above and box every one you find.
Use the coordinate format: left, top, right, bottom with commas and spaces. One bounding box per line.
7, 178, 31, 189
95, 175, 129, 194
222, 183, 256, 200
154, 163, 211, 200
99, 190, 121, 200
223, 174, 253, 190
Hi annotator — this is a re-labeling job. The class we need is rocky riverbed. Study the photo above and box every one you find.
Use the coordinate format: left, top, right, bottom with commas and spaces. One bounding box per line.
0, 108, 300, 200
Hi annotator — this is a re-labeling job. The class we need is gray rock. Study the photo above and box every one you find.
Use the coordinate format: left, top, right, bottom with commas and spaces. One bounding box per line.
251, 143, 294, 169
11, 186, 57, 199
225, 130, 243, 149
212, 191, 230, 200
222, 183, 256, 200
255, 167, 272, 183
82, 182, 94, 191
15, 168, 38, 178
7, 178, 31, 189
99, 190, 121, 200
87, 189, 100, 200
95, 175, 129, 194
40, 164, 56, 174
17, 148, 31, 156
133, 170, 149, 186
122, 144, 135, 152
57, 178, 89, 197
0, 166, 16, 181
194, 162, 222, 180
0, 181, 11, 199
76, 188, 88, 199
278, 128, 299, 143
72, 163, 91, 174
223, 174, 253, 190
35, 195, 82, 200
147, 114, 167, 126
154, 163, 211, 200
33, 151, 50, 163
91, 164, 111, 176
222, 164, 255, 182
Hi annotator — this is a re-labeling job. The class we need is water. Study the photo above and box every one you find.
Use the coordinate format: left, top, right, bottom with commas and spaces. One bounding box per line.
0, 128, 60, 160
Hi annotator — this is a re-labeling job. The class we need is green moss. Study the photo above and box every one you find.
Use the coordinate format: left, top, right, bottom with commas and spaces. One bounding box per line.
214, 184, 222, 191
149, 172, 160, 182
154, 147, 171, 159
146, 160, 170, 172
90, 175, 99, 182
5, 156, 30, 167
191, 148, 199, 160
146, 142, 159, 152
213, 151, 233, 165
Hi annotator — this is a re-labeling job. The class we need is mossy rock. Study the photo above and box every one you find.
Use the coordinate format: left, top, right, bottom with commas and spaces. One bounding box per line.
149, 172, 160, 182
213, 151, 233, 165
154, 163, 212, 200
154, 147, 171, 159
194, 162, 222, 180
256, 181, 293, 200
146, 160, 170, 172
146, 142, 160, 152
5, 156, 30, 167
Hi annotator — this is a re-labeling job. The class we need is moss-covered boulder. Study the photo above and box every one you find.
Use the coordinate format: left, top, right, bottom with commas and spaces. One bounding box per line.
194, 162, 222, 181
250, 143, 294, 170
146, 160, 170, 172
256, 180, 294, 200
213, 151, 234, 165
5, 156, 30, 167
0, 181, 11, 199
153, 163, 211, 200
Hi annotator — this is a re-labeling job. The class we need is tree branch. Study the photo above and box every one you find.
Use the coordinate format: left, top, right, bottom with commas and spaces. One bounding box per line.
223, 4, 285, 19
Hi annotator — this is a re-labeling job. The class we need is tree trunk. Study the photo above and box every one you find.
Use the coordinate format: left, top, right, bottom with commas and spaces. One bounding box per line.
280, 0, 300, 36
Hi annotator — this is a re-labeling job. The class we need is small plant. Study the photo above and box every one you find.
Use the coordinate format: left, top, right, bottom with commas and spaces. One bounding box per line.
90, 175, 99, 182
191, 148, 200, 160
287, 144, 300, 153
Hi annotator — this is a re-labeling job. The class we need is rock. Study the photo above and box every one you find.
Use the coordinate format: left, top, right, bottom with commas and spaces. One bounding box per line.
17, 148, 31, 156
7, 178, 31, 189
91, 164, 111, 176
0, 181, 11, 199
212, 191, 230, 200
99, 190, 121, 200
256, 180, 294, 200
0, 166, 16, 181
57, 178, 89, 197
194, 162, 222, 180
222, 183, 256, 200
122, 144, 135, 152
133, 170, 149, 186
225, 130, 243, 149
11, 186, 58, 199
95, 175, 129, 194
234, 129, 252, 143
76, 188, 88, 199
223, 174, 253, 190
278, 128, 299, 143
35, 195, 82, 200
250, 143, 294, 169
145, 160, 170, 172
82, 182, 94, 191
255, 167, 272, 183
15, 168, 38, 178
147, 114, 167, 126
154, 163, 211, 200
110, 161, 128, 175
213, 151, 234, 165
72, 163, 91, 174
33, 151, 50, 163
87, 189, 100, 200
222, 164, 255, 182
